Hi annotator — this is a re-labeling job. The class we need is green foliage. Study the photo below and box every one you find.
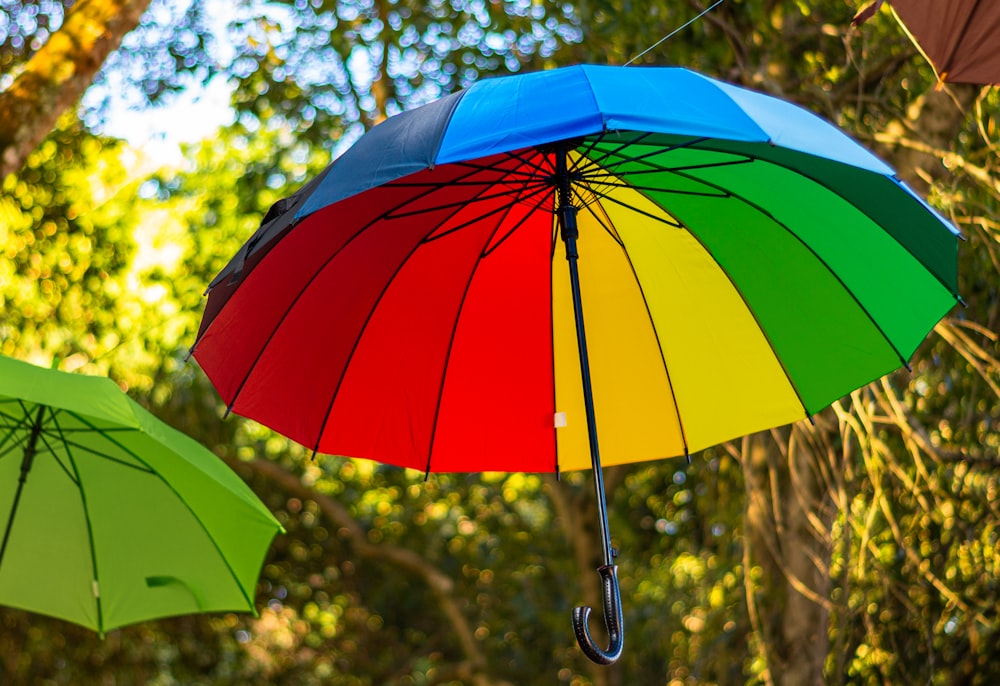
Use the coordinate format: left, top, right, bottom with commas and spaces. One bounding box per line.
0, 0, 68, 76
1, 118, 138, 368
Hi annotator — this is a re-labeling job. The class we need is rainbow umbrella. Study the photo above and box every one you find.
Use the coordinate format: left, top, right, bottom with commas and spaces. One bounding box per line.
191, 65, 961, 663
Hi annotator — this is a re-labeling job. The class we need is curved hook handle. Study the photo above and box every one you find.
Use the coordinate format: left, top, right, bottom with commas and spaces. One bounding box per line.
572, 564, 624, 665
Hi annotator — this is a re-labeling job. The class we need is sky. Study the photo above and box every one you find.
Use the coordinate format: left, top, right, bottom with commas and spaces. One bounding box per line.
96, 76, 234, 166
86, 0, 238, 167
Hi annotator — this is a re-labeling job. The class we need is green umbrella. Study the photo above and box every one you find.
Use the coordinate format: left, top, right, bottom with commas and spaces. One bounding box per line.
0, 354, 283, 635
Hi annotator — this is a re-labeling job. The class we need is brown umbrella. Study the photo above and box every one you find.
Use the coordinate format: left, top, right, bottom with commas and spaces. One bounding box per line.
853, 0, 1000, 86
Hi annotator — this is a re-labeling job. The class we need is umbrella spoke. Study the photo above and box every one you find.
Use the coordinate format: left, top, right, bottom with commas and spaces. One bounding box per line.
386, 178, 552, 221
578, 201, 692, 457
48, 410, 107, 632
0, 404, 38, 461
451, 149, 553, 180
56, 410, 157, 474
427, 182, 555, 252
573, 132, 658, 174
424, 180, 544, 475
670, 163, 912, 385
579, 185, 684, 229
481, 185, 557, 258
307, 173, 520, 456
34, 429, 82, 486
575, 195, 625, 250
577, 175, 731, 199
218, 163, 518, 416
581, 158, 754, 181
382, 152, 554, 221
388, 149, 553, 190
575, 135, 712, 177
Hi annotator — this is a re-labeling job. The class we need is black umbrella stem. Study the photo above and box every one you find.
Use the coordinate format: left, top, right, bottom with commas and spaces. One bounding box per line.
556, 146, 624, 665
0, 405, 45, 571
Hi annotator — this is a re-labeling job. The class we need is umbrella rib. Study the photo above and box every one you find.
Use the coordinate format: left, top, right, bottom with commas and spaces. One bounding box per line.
386, 175, 539, 187
579, 186, 684, 229
489, 148, 555, 178
668, 164, 915, 372
220, 163, 501, 415
587, 140, 917, 371
386, 179, 552, 221
57, 411, 158, 471
576, 145, 755, 199
423, 186, 543, 475
648, 212, 816, 422
577, 200, 692, 457
573, 132, 659, 174
481, 185, 558, 258
0, 404, 37, 461
33, 424, 82, 485
580, 158, 754, 179
575, 135, 712, 178
928, 4, 975, 77
576, 177, 730, 198
52, 410, 260, 618
0, 403, 79, 484
441, 153, 551, 181
429, 182, 555, 253
309, 178, 508, 459
388, 153, 553, 235
47, 410, 106, 633
682, 141, 962, 301
572, 189, 625, 250
576, 154, 817, 421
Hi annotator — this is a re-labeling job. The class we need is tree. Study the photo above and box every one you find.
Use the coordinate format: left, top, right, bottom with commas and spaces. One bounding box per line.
0, 0, 153, 179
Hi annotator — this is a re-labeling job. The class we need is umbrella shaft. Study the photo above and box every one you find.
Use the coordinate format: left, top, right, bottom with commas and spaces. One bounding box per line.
556, 147, 615, 568
0, 405, 45, 570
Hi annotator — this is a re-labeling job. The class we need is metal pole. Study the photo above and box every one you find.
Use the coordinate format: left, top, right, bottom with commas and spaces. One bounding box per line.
556, 145, 624, 665
555, 148, 615, 568
0, 405, 45, 570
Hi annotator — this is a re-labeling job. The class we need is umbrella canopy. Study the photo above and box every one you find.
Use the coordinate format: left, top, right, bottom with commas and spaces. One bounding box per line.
854, 0, 1000, 86
0, 354, 283, 635
191, 64, 961, 663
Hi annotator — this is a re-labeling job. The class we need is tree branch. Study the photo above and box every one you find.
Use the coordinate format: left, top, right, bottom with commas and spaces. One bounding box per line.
0, 0, 153, 180
229, 457, 513, 686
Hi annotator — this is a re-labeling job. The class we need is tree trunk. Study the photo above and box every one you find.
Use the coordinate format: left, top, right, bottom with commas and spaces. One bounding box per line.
0, 0, 152, 180
875, 83, 977, 192
742, 428, 834, 686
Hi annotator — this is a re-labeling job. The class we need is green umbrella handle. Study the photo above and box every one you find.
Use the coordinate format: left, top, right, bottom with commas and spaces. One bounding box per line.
572, 564, 624, 665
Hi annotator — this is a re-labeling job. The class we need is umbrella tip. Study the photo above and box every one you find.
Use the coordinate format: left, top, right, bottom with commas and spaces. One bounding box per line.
684, 449, 691, 465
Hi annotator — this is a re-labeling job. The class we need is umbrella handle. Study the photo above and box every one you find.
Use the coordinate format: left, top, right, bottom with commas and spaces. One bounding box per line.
572, 564, 624, 665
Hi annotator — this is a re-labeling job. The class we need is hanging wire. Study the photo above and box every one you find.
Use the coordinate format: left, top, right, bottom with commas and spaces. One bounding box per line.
624, 0, 726, 66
